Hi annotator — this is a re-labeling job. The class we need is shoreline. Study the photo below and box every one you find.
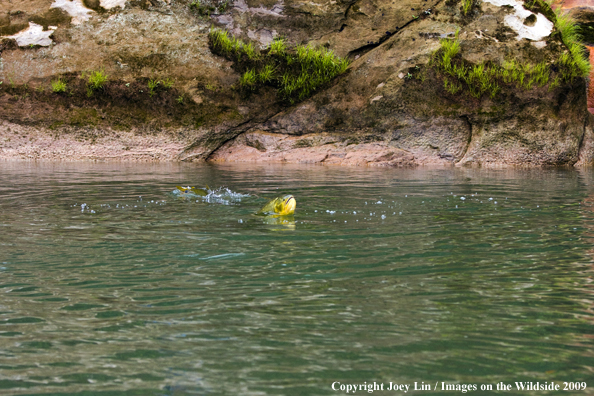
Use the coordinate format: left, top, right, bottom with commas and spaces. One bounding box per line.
1, 120, 591, 168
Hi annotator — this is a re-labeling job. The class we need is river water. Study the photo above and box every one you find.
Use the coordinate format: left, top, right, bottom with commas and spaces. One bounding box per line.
0, 162, 593, 395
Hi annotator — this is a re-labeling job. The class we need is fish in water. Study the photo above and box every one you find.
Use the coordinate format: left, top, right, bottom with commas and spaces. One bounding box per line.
174, 185, 209, 197
256, 194, 296, 216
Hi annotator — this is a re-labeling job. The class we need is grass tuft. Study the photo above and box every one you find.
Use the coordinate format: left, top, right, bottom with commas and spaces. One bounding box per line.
528, 0, 590, 79
258, 64, 276, 83
208, 28, 350, 102
84, 70, 108, 97
555, 10, 590, 79
429, 8, 590, 99
51, 79, 67, 93
269, 37, 287, 56
239, 69, 257, 89
148, 79, 160, 97
462, 0, 474, 15
88, 70, 108, 90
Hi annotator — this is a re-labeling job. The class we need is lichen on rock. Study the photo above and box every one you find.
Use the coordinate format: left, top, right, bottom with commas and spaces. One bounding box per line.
483, 0, 554, 41
50, 0, 94, 25
3, 22, 55, 47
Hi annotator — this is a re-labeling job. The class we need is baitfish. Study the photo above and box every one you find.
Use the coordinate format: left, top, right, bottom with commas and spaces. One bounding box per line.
174, 185, 209, 197
256, 194, 296, 216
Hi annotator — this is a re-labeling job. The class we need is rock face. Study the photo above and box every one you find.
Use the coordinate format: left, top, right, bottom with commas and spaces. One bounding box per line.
0, 0, 592, 166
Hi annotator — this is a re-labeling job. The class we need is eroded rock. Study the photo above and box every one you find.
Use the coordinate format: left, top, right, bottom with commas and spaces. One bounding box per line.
0, 0, 591, 167
209, 132, 417, 167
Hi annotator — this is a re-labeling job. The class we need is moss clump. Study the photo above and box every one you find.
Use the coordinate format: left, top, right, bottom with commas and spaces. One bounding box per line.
0, 23, 29, 36
146, 78, 173, 97
69, 108, 99, 127
430, 19, 588, 99
85, 70, 108, 97
554, 9, 591, 78
51, 79, 67, 93
239, 69, 257, 89
209, 29, 350, 103
461, 0, 477, 15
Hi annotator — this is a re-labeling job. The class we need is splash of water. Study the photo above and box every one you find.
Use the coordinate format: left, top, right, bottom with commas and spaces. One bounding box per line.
172, 186, 250, 205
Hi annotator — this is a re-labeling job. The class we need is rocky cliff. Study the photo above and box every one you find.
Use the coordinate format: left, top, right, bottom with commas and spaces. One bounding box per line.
0, 0, 592, 166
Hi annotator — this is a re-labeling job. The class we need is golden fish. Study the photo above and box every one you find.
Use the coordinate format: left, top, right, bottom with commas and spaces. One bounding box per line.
174, 185, 209, 197
256, 194, 296, 216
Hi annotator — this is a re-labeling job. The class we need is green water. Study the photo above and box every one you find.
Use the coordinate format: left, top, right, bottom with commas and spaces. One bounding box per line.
0, 162, 593, 396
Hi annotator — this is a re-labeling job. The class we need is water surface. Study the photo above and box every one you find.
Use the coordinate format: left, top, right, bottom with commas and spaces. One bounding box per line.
0, 162, 593, 395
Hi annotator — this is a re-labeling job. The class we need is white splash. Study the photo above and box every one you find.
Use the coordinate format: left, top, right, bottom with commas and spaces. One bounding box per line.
201, 187, 250, 205
51, 0, 94, 25
483, 0, 553, 41
3, 22, 55, 47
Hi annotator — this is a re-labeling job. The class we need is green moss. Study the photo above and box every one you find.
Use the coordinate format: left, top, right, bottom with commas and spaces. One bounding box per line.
148, 79, 160, 97
555, 10, 590, 78
524, 0, 590, 78
239, 69, 257, 89
461, 0, 475, 15
269, 37, 287, 56
523, 0, 557, 25
578, 23, 594, 43
258, 64, 275, 83
430, 18, 589, 99
85, 70, 108, 97
208, 28, 350, 103
29, 8, 72, 29
147, 77, 174, 97
0, 24, 28, 36
88, 70, 108, 89
51, 79, 67, 93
